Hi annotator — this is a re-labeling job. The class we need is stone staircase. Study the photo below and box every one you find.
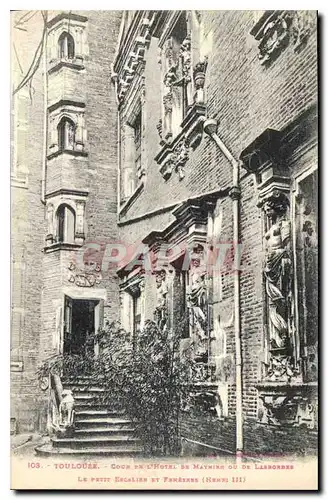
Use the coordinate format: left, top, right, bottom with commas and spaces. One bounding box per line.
36, 377, 143, 457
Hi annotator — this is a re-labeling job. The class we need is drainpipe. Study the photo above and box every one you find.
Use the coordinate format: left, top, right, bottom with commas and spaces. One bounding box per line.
203, 118, 243, 460
111, 69, 121, 216
111, 11, 127, 218
41, 16, 48, 205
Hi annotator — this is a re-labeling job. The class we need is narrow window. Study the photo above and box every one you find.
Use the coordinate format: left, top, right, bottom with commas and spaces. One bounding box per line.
133, 292, 142, 336
133, 111, 142, 181
123, 108, 143, 200
58, 32, 75, 59
57, 117, 75, 151
57, 205, 75, 243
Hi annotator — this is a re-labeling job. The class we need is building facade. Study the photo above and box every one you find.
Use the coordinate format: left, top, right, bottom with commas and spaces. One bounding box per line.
11, 10, 318, 457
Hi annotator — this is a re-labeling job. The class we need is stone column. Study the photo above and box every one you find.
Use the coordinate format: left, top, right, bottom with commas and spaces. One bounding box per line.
75, 200, 85, 244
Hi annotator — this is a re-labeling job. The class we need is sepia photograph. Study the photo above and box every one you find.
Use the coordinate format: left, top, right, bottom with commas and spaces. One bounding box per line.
10, 9, 318, 490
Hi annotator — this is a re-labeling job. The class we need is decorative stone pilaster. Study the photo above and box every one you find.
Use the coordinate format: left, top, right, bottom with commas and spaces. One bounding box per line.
46, 203, 54, 246
75, 200, 85, 244
74, 113, 84, 151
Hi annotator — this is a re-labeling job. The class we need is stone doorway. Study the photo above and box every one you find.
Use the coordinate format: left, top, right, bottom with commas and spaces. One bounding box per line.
63, 297, 102, 356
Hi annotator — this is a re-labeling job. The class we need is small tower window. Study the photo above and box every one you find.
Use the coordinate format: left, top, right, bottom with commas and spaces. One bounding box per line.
58, 32, 75, 59
57, 204, 75, 244
57, 117, 75, 151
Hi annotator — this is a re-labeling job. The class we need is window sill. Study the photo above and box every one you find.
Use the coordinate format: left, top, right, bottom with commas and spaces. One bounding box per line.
155, 103, 206, 181
48, 58, 85, 75
44, 242, 83, 254
47, 149, 88, 161
119, 181, 144, 219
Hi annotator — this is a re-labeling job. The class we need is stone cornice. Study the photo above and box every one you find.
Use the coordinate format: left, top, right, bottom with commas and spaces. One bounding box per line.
240, 104, 318, 176
152, 11, 184, 48
45, 188, 89, 199
113, 11, 156, 104
48, 60, 85, 75
47, 12, 88, 30
48, 99, 86, 113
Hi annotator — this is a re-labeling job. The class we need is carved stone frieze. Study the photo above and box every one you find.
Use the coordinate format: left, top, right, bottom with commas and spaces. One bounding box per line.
251, 11, 316, 66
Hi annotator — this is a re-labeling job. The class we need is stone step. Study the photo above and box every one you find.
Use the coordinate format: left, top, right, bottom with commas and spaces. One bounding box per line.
35, 442, 143, 457
73, 390, 103, 399
75, 418, 133, 429
75, 410, 126, 420
52, 436, 141, 449
65, 386, 105, 393
74, 427, 135, 437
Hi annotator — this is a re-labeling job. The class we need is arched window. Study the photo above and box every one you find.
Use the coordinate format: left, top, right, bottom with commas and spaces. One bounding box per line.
57, 117, 75, 151
58, 31, 75, 59
57, 204, 75, 243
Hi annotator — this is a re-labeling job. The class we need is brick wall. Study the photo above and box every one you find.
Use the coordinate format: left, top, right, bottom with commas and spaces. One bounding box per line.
118, 10, 318, 454
11, 10, 122, 433
11, 11, 46, 431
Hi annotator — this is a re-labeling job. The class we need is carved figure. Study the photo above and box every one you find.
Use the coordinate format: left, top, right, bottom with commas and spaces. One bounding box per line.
154, 270, 168, 330
263, 193, 293, 350
59, 389, 75, 428
187, 246, 208, 359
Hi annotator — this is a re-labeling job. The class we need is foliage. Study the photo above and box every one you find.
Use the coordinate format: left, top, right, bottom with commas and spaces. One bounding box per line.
38, 319, 195, 456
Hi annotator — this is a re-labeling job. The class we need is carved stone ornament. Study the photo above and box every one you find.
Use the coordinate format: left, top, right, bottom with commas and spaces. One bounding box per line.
156, 103, 206, 180
193, 58, 208, 104
258, 391, 316, 429
179, 34, 193, 107
290, 11, 317, 53
250, 11, 316, 66
68, 261, 101, 287
159, 138, 190, 181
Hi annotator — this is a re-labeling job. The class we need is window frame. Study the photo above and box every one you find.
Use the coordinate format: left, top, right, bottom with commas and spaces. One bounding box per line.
58, 31, 75, 60
56, 204, 76, 244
